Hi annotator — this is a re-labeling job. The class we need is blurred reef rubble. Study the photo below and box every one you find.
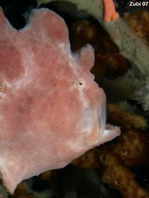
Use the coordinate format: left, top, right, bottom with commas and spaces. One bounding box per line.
0, 0, 149, 198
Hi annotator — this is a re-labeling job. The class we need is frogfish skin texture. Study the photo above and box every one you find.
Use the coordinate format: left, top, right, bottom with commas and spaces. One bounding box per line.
0, 8, 120, 193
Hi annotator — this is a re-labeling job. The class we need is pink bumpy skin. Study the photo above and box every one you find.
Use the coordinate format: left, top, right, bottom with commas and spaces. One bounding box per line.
0, 8, 120, 193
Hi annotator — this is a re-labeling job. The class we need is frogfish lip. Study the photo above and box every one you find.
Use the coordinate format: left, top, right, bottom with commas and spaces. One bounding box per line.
96, 90, 121, 145
85, 96, 106, 146
86, 91, 121, 147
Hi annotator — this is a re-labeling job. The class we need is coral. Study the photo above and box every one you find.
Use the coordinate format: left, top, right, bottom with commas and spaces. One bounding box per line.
107, 103, 147, 130
72, 127, 149, 198
112, 129, 148, 166
124, 9, 149, 46
0, 185, 8, 198
72, 149, 100, 169
101, 154, 149, 198
12, 183, 35, 198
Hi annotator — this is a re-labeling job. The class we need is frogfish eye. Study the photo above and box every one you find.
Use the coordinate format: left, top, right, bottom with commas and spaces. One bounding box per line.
75, 78, 86, 90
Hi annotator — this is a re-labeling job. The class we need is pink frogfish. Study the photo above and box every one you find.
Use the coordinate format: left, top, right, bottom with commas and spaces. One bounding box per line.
0, 8, 120, 193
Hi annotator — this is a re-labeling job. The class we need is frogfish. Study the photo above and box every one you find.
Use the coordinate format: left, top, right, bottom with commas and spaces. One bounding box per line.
0, 7, 120, 193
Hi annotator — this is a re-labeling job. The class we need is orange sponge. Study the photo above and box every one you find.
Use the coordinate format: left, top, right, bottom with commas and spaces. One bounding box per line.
103, 0, 119, 22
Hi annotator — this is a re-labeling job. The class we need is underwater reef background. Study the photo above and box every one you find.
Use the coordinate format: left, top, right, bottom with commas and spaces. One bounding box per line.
0, 0, 149, 198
